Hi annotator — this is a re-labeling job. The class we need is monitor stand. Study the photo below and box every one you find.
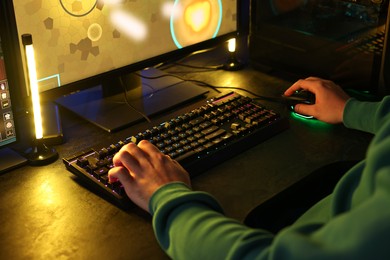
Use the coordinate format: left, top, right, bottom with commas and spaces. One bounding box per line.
55, 68, 209, 132
0, 147, 28, 174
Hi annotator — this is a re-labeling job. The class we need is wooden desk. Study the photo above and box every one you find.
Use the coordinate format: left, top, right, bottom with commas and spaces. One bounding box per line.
0, 48, 372, 259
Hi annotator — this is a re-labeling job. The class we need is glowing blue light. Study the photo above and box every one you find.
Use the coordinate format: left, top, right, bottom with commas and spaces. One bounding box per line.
38, 74, 61, 87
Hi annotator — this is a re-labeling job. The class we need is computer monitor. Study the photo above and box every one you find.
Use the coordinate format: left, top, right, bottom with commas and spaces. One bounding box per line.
0, 27, 28, 173
7, 0, 239, 132
249, 0, 390, 95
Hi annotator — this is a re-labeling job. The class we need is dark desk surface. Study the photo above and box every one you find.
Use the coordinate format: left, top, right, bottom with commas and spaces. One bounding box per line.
0, 48, 372, 259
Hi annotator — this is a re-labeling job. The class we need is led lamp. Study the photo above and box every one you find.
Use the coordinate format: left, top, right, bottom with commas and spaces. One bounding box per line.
22, 34, 58, 165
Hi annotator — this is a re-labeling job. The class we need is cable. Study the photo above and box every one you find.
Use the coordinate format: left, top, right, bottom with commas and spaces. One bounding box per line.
212, 85, 285, 103
136, 70, 283, 102
168, 62, 224, 71
121, 70, 285, 122
118, 76, 152, 123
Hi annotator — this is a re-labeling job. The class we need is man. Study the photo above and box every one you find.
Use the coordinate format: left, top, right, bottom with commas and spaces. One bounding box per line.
108, 77, 390, 259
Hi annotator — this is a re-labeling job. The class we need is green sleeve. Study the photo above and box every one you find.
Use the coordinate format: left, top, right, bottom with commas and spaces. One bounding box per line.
150, 175, 390, 260
149, 182, 275, 259
343, 96, 390, 134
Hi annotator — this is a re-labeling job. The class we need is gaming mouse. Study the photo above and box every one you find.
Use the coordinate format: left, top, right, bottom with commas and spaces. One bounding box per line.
281, 90, 316, 106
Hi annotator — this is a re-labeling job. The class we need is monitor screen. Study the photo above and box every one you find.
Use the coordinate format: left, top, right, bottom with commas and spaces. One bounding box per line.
0, 39, 17, 148
12, 0, 237, 93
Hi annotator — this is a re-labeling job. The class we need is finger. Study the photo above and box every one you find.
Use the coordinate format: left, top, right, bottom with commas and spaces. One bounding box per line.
137, 140, 172, 167
108, 166, 133, 185
294, 103, 314, 117
126, 142, 149, 159
137, 140, 162, 155
284, 79, 305, 96
288, 77, 330, 96
113, 145, 142, 172
305, 76, 322, 81
284, 78, 317, 96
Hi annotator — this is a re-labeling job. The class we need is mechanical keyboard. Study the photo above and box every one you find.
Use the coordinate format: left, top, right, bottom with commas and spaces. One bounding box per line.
63, 91, 289, 208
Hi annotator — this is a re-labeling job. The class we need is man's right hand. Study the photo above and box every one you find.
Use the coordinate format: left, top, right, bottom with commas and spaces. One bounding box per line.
284, 77, 350, 124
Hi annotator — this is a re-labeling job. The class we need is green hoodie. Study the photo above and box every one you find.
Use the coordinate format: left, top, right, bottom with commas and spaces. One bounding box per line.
149, 97, 390, 259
